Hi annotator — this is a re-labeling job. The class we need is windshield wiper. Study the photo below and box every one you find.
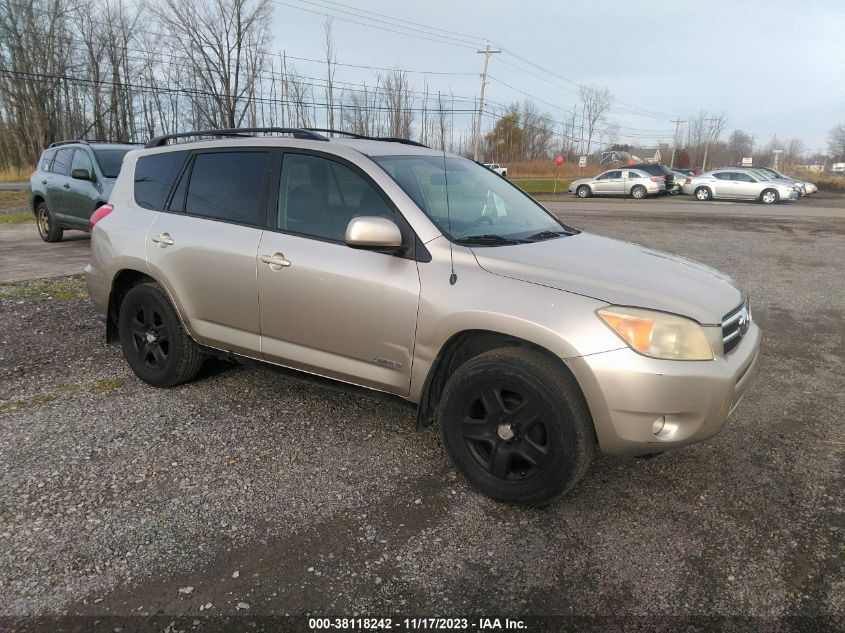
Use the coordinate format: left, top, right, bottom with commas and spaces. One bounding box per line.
454, 234, 525, 246
525, 230, 569, 242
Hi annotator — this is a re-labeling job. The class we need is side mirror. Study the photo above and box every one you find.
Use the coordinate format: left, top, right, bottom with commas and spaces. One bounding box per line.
71, 168, 92, 181
345, 216, 402, 249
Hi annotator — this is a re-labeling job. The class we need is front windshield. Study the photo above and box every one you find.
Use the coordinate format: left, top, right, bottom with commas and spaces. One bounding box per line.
93, 148, 131, 178
372, 154, 570, 243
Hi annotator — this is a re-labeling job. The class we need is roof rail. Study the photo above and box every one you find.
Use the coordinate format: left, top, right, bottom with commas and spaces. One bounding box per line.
303, 128, 429, 148
48, 139, 144, 148
145, 127, 328, 148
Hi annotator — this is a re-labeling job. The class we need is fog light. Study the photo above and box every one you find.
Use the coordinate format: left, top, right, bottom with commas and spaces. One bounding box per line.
652, 416, 666, 435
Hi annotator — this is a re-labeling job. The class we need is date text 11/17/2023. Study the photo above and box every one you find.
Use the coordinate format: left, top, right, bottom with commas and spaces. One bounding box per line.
308, 617, 527, 630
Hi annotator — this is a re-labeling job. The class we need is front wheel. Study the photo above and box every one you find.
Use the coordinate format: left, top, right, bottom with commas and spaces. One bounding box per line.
630, 185, 647, 199
576, 185, 592, 198
438, 347, 595, 506
36, 202, 63, 242
694, 187, 712, 201
118, 283, 204, 387
760, 189, 779, 204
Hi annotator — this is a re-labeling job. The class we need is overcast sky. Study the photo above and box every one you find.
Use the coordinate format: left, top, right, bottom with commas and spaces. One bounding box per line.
272, 0, 844, 153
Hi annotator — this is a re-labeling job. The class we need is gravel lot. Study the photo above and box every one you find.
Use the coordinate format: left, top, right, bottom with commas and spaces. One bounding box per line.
0, 203, 843, 627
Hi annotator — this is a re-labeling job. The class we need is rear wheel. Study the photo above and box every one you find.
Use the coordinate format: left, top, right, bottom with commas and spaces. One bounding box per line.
438, 347, 595, 506
118, 283, 204, 387
35, 201, 63, 242
760, 189, 779, 204
630, 184, 647, 199
694, 187, 712, 201
576, 185, 592, 198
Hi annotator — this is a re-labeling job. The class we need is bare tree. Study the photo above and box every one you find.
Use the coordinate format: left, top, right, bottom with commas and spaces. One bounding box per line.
379, 69, 412, 139
828, 124, 845, 160
578, 84, 612, 156
727, 129, 752, 163
154, 0, 271, 129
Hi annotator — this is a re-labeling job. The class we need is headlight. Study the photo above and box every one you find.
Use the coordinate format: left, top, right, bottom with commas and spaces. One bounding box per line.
597, 306, 713, 360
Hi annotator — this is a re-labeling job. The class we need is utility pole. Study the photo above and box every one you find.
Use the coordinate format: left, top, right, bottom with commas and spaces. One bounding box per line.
472, 42, 500, 161
701, 116, 717, 172
669, 118, 685, 168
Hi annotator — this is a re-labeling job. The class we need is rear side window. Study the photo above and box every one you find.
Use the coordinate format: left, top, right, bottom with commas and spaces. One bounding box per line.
39, 149, 56, 172
51, 148, 74, 176
184, 151, 268, 225
134, 151, 189, 210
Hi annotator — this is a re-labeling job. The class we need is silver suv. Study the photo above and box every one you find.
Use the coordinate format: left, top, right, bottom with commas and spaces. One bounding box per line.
85, 127, 761, 506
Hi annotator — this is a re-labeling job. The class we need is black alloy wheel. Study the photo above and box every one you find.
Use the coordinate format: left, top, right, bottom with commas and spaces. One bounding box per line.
439, 347, 594, 506
118, 283, 204, 387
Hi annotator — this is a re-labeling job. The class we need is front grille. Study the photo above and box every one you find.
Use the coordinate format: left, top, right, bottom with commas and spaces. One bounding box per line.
722, 301, 750, 354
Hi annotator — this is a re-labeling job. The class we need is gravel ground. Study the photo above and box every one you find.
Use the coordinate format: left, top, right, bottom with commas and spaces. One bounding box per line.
0, 206, 843, 627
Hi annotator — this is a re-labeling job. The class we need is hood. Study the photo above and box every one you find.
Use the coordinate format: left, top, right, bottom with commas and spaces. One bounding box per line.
472, 233, 743, 325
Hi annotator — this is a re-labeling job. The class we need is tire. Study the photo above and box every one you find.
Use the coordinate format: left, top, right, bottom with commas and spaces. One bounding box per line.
118, 283, 204, 387
35, 201, 63, 243
630, 185, 647, 199
694, 187, 712, 202
760, 189, 779, 205
438, 347, 595, 506
576, 185, 592, 198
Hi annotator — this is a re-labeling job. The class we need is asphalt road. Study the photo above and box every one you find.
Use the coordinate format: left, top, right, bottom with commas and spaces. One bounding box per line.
0, 197, 843, 626
0, 223, 90, 283
0, 182, 28, 191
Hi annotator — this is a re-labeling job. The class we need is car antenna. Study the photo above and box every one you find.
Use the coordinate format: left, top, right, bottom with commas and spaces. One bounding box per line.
443, 146, 457, 285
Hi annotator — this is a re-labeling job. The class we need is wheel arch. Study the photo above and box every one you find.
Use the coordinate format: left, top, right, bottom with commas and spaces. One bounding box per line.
32, 194, 45, 214
415, 329, 592, 434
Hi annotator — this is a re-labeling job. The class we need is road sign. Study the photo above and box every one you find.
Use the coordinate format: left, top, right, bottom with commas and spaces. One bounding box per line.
741, 157, 753, 167
555, 155, 564, 166
579, 155, 587, 167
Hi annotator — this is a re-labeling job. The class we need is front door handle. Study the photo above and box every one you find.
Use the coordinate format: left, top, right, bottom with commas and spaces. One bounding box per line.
260, 252, 291, 270
63, 183, 70, 189
152, 233, 174, 247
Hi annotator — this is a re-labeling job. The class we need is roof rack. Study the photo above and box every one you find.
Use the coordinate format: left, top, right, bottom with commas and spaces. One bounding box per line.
48, 139, 144, 149
145, 127, 328, 148
304, 128, 429, 148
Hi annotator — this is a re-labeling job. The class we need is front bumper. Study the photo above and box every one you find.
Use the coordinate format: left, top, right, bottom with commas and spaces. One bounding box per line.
566, 322, 761, 456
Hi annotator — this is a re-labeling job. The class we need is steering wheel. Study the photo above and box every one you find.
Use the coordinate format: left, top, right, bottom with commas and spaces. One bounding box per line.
463, 214, 494, 232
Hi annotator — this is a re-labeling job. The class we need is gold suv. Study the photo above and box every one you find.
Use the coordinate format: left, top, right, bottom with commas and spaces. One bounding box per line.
85, 128, 761, 505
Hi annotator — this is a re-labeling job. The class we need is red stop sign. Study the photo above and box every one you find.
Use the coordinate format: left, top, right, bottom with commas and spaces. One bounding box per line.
555, 156, 564, 166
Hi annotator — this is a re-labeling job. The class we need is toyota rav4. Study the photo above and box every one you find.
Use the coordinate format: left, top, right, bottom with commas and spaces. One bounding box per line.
84, 127, 761, 506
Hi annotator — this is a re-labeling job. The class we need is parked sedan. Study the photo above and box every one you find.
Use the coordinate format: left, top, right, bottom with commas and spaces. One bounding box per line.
682, 169, 800, 204
569, 168, 666, 199
754, 166, 817, 195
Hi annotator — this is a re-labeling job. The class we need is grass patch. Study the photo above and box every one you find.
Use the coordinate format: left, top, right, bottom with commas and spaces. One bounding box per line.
0, 212, 33, 224
0, 275, 88, 302
512, 178, 572, 194
0, 378, 124, 413
0, 190, 29, 213
0, 164, 33, 182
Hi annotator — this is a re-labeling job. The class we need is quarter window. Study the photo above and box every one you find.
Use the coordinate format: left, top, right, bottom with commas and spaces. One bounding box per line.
134, 151, 189, 211
277, 153, 393, 241
39, 149, 56, 172
184, 151, 268, 225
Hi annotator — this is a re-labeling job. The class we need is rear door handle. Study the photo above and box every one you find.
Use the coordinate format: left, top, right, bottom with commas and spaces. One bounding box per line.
63, 183, 70, 189
260, 253, 291, 270
152, 233, 174, 247
41, 179, 47, 185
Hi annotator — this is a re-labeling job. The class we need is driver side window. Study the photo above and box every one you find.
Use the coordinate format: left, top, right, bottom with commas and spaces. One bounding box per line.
278, 153, 394, 242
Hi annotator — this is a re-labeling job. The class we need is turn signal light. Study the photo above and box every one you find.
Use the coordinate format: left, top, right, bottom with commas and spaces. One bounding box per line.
89, 204, 114, 230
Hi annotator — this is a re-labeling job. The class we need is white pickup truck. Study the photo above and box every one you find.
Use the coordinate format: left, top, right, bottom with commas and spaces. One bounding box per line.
483, 163, 508, 178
